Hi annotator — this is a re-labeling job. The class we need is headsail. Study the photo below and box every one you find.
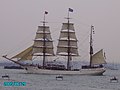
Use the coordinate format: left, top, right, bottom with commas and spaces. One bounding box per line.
91, 49, 107, 65
11, 46, 33, 60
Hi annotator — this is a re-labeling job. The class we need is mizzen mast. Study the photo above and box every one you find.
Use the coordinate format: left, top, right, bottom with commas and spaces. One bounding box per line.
89, 25, 94, 67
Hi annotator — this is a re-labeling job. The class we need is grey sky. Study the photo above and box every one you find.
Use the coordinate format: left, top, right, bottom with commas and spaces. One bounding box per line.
0, 0, 120, 63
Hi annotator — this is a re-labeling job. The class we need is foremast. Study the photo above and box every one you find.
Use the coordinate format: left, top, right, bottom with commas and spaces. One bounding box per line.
3, 11, 54, 69
32, 11, 54, 68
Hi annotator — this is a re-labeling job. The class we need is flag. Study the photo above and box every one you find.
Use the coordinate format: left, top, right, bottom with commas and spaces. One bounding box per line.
69, 8, 73, 12
91, 25, 94, 30
91, 25, 95, 34
45, 11, 48, 14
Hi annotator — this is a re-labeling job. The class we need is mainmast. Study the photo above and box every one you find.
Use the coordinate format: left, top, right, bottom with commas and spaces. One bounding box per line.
57, 8, 79, 70
89, 25, 94, 67
66, 8, 72, 70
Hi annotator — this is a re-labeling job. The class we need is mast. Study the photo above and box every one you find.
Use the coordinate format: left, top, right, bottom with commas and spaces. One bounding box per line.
89, 26, 106, 66
32, 11, 54, 68
57, 8, 79, 70
90, 25, 94, 67
43, 11, 48, 68
67, 8, 71, 70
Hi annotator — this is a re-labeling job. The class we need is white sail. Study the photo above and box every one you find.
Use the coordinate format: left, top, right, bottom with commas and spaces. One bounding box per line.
57, 47, 78, 56
91, 49, 106, 65
57, 23, 79, 56
33, 47, 54, 56
62, 23, 74, 30
33, 26, 54, 56
35, 26, 52, 39
34, 40, 53, 47
60, 31, 77, 40
58, 40, 77, 47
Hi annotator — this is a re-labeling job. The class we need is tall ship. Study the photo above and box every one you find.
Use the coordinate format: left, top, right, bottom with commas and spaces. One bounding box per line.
3, 8, 107, 75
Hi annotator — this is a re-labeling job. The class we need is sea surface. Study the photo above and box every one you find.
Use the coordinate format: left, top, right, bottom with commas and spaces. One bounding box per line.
0, 67, 120, 90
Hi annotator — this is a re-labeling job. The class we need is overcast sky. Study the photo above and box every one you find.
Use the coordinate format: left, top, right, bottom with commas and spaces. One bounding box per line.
0, 0, 120, 63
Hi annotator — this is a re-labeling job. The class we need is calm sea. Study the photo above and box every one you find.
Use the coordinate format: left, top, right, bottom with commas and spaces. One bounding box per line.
0, 67, 120, 90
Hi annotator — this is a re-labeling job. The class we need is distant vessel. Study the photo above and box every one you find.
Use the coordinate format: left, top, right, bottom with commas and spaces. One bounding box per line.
4, 66, 23, 69
110, 62, 118, 70
3, 8, 107, 75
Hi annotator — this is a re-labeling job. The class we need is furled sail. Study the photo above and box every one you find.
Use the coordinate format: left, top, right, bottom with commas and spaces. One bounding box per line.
11, 46, 33, 60
91, 49, 107, 65
57, 23, 79, 56
33, 26, 54, 56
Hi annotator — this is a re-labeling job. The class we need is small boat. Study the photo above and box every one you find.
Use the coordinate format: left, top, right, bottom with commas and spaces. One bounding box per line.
2, 74, 10, 79
56, 75, 63, 80
110, 76, 118, 83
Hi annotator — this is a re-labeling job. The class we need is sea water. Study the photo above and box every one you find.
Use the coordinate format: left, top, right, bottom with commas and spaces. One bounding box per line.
0, 67, 120, 90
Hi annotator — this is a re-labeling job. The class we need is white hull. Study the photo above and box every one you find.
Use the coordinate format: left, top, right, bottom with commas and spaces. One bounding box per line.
24, 66, 106, 75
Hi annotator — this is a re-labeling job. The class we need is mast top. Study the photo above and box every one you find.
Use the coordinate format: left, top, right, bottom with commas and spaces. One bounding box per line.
41, 11, 48, 25
65, 8, 73, 22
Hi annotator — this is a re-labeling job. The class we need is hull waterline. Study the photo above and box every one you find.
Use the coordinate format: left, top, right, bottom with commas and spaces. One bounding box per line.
24, 66, 106, 75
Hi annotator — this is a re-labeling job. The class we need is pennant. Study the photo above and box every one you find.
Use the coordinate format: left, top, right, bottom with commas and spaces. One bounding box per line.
69, 8, 73, 12
91, 25, 95, 34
